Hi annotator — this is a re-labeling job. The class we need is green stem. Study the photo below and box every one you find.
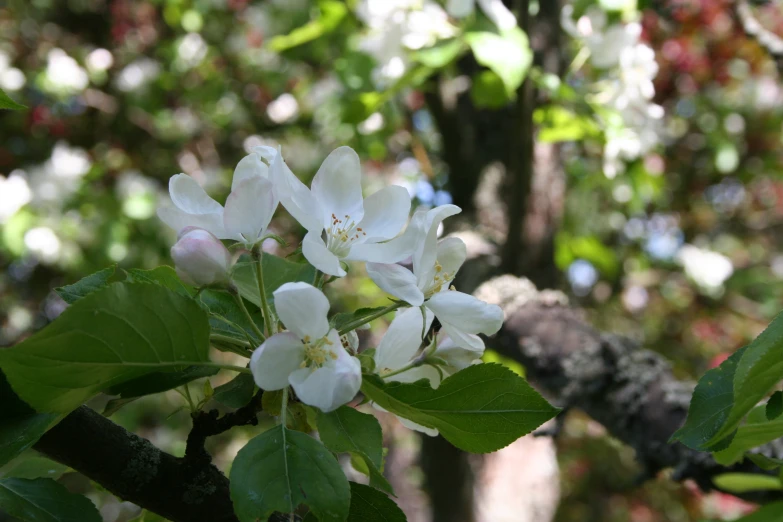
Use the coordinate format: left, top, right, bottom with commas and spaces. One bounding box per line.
381, 359, 423, 380
280, 387, 289, 428
202, 362, 253, 375
337, 302, 402, 336
232, 292, 265, 341
254, 247, 274, 337
312, 269, 323, 289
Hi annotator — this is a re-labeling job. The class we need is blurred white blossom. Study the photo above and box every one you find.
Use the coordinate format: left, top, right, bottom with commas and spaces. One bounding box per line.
677, 244, 733, 291
44, 49, 88, 94
0, 51, 25, 91
116, 58, 161, 92
86, 48, 114, 72
176, 33, 208, 69
28, 142, 92, 205
266, 93, 299, 124
24, 226, 62, 264
0, 171, 32, 223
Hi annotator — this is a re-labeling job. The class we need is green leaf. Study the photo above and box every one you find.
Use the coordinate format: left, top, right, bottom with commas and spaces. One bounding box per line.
715, 410, 783, 465
712, 472, 782, 493
268, 0, 348, 52
413, 39, 465, 68
732, 502, 783, 522
213, 374, 256, 409
470, 70, 510, 109
670, 346, 748, 451
229, 425, 350, 522
0, 455, 67, 480
0, 477, 102, 522
0, 372, 60, 468
316, 407, 393, 495
747, 453, 783, 471
124, 266, 195, 297
0, 283, 211, 413
232, 256, 316, 311
199, 290, 263, 344
105, 365, 218, 399
331, 307, 388, 333
361, 364, 560, 453
102, 397, 139, 417
767, 391, 783, 421
347, 482, 406, 522
55, 266, 116, 304
0, 89, 25, 110
465, 27, 532, 96
534, 106, 601, 143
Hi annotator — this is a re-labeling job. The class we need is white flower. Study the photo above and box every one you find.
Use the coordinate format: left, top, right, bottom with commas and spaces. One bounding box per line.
373, 307, 486, 435
170, 227, 233, 287
677, 244, 734, 291
447, 0, 517, 31
561, 6, 641, 69
290, 146, 415, 277
158, 148, 283, 245
250, 282, 361, 412
367, 205, 503, 350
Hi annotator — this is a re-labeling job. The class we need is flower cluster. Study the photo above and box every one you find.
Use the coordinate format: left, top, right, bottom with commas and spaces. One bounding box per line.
562, 5, 665, 179
159, 145, 503, 422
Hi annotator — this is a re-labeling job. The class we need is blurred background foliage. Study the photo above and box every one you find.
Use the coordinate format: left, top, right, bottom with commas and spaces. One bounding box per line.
2, 0, 783, 521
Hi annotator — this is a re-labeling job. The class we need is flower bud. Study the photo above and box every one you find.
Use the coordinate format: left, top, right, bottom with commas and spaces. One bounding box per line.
171, 227, 232, 287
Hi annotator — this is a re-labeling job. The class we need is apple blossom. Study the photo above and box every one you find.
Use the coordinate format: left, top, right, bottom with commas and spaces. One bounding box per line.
249, 282, 361, 412
170, 227, 233, 287
289, 146, 417, 277
367, 205, 503, 350
447, 0, 517, 31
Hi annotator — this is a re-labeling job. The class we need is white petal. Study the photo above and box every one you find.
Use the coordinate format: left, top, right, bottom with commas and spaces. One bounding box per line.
477, 0, 517, 30
170, 228, 232, 287
356, 185, 411, 242
273, 282, 331, 340
389, 365, 442, 388
447, 0, 474, 18
438, 322, 485, 352
290, 343, 361, 412
157, 205, 227, 239
270, 148, 324, 233
168, 174, 223, 215
436, 236, 467, 275
435, 331, 484, 367
232, 152, 270, 191
345, 211, 422, 264
366, 263, 424, 306
223, 177, 276, 244
413, 204, 461, 288
311, 146, 365, 226
250, 332, 305, 390
426, 290, 503, 335
375, 307, 434, 372
302, 231, 346, 277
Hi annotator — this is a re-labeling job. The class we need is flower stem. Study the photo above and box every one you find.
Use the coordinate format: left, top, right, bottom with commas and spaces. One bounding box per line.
381, 359, 423, 380
202, 362, 253, 375
312, 269, 324, 289
280, 387, 289, 428
253, 246, 275, 337
232, 291, 265, 341
337, 302, 402, 335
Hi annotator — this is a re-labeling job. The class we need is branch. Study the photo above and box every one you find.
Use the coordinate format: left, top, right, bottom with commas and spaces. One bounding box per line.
476, 275, 783, 502
33, 405, 290, 522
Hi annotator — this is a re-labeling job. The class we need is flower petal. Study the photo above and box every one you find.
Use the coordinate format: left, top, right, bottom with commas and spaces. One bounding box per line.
289, 342, 361, 412
168, 174, 223, 215
375, 307, 434, 372
436, 236, 467, 276
250, 332, 305, 390
345, 210, 422, 264
356, 185, 411, 242
273, 282, 331, 340
232, 152, 271, 191
425, 290, 503, 335
366, 262, 424, 306
435, 332, 484, 369
157, 205, 226, 238
389, 365, 442, 388
413, 204, 461, 288
477, 0, 517, 30
223, 177, 277, 244
438, 322, 485, 352
446, 0, 474, 18
302, 231, 346, 277
270, 148, 324, 233
311, 146, 365, 226
171, 227, 232, 287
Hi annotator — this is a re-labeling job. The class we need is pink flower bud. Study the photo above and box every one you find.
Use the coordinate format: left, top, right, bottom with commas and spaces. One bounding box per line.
171, 227, 232, 287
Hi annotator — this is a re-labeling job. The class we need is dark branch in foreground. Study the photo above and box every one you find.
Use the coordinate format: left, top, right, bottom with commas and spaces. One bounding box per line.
34, 403, 290, 522
477, 275, 783, 503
